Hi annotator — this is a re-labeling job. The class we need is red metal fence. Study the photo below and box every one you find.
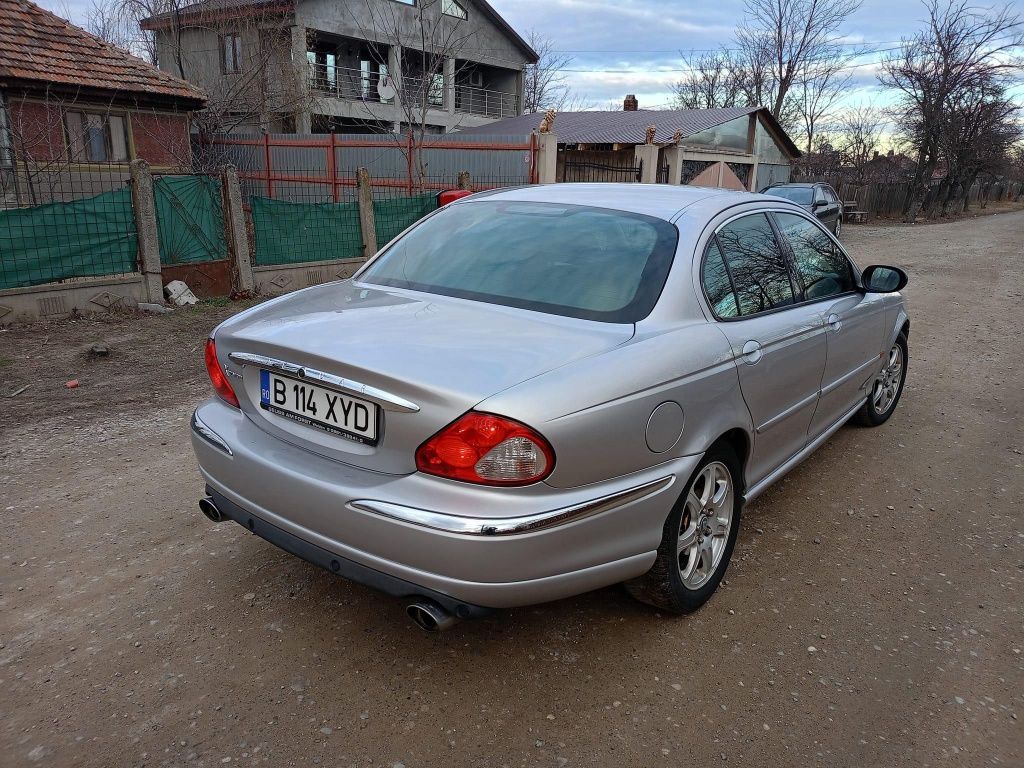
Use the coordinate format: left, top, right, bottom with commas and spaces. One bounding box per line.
207, 132, 538, 202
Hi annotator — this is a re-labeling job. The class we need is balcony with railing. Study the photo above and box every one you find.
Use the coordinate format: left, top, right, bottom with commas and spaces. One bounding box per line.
307, 61, 520, 119
454, 85, 518, 118
308, 63, 395, 103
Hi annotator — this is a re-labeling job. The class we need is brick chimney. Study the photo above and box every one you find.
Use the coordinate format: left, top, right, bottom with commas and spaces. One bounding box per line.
623, 94, 638, 111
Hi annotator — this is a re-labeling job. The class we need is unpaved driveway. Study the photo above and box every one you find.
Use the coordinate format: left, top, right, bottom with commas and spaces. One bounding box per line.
2, 211, 1022, 767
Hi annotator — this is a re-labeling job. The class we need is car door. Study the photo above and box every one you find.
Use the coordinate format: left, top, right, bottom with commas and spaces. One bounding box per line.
701, 212, 828, 485
773, 211, 887, 437
812, 185, 838, 230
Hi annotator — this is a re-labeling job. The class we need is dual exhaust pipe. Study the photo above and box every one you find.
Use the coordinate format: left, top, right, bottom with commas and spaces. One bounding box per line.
198, 496, 461, 632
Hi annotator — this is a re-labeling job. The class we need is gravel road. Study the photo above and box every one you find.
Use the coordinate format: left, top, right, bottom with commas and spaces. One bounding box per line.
2, 210, 1022, 767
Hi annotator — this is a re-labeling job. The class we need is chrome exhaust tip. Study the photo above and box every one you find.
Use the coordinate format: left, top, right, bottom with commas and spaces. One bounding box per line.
406, 600, 459, 632
199, 496, 224, 523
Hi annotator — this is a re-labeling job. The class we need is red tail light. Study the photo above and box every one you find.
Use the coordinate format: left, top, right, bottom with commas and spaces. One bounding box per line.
416, 412, 555, 486
204, 338, 240, 408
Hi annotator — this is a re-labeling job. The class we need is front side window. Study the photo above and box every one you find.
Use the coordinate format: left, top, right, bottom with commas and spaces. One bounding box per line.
220, 33, 242, 73
813, 186, 827, 204
715, 213, 795, 316
64, 110, 130, 162
443, 0, 468, 19
774, 212, 854, 301
360, 201, 679, 323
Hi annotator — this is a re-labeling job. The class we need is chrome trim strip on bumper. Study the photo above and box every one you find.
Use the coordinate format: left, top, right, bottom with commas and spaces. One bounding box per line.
191, 410, 233, 456
227, 352, 420, 413
349, 476, 675, 537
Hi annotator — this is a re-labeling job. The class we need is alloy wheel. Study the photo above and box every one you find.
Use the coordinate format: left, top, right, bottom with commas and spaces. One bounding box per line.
872, 343, 903, 415
677, 461, 734, 590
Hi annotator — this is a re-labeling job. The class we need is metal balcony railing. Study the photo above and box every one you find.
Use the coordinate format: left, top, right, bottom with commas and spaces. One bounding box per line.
308, 64, 394, 102
307, 64, 518, 118
454, 85, 518, 118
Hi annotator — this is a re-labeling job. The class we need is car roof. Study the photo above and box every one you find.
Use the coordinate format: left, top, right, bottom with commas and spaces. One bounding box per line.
463, 183, 796, 223
767, 182, 817, 188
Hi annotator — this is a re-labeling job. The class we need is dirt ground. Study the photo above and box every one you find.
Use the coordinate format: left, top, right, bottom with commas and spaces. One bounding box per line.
2, 210, 1022, 768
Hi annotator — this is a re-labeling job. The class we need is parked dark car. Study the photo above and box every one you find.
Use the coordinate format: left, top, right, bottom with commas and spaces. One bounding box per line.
762, 183, 844, 236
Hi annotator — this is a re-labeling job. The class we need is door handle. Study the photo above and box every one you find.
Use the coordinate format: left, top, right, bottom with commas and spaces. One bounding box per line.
827, 313, 842, 332
741, 340, 762, 365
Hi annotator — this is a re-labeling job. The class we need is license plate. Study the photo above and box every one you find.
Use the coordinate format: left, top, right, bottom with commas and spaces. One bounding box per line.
260, 369, 379, 444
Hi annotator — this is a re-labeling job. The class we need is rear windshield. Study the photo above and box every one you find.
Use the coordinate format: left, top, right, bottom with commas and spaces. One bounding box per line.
359, 200, 679, 323
764, 186, 814, 205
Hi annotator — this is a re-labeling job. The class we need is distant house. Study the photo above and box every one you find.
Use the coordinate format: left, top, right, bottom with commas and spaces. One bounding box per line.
141, 0, 538, 135
460, 95, 801, 192
0, 0, 206, 205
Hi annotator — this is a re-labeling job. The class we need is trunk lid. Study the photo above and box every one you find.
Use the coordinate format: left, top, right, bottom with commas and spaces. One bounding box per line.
214, 281, 633, 474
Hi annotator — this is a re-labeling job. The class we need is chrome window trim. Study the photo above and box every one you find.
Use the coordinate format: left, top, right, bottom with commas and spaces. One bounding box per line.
349, 475, 675, 537
697, 205, 861, 323
228, 352, 420, 413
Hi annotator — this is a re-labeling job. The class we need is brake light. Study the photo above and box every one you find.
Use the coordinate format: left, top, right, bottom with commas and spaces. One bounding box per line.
416, 412, 554, 486
204, 338, 240, 408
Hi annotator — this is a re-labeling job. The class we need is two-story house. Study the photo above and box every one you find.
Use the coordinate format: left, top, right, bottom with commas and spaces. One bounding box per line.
142, 0, 537, 135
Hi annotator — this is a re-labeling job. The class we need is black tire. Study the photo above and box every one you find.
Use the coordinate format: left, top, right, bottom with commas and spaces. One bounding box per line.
852, 332, 908, 427
625, 445, 742, 614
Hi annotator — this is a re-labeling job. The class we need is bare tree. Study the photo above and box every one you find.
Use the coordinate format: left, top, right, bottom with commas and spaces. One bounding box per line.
82, 0, 135, 51
522, 30, 573, 113
736, 0, 864, 127
880, 0, 1024, 220
342, 0, 477, 187
671, 49, 746, 109
794, 51, 853, 164
134, 1, 316, 138
836, 105, 884, 182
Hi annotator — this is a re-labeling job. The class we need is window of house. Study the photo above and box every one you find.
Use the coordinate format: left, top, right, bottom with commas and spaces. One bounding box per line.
774, 212, 854, 301
443, 0, 467, 19
64, 110, 130, 163
715, 213, 796, 316
220, 33, 243, 74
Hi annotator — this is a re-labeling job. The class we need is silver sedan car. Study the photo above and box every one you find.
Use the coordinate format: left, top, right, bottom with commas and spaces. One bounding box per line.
192, 184, 909, 631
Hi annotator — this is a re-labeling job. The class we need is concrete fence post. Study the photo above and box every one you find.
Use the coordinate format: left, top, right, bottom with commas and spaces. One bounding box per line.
356, 167, 377, 259
634, 144, 659, 184
536, 131, 558, 184
664, 144, 683, 185
129, 159, 164, 304
222, 164, 254, 294
457, 170, 472, 190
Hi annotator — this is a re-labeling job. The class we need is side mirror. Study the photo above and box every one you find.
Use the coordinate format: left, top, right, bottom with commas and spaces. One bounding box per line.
862, 265, 908, 293
812, 199, 826, 208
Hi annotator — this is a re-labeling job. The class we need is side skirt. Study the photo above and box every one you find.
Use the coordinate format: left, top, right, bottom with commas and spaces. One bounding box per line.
744, 398, 866, 503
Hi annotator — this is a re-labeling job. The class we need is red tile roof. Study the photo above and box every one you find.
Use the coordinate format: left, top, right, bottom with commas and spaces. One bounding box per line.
0, 0, 205, 107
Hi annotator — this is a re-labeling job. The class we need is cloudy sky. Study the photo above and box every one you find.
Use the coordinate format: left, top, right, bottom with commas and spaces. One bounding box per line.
40, 0, 1023, 118
489, 0, 925, 111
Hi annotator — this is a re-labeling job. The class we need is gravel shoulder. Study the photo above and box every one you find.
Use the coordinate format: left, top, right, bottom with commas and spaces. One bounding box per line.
1, 211, 1022, 767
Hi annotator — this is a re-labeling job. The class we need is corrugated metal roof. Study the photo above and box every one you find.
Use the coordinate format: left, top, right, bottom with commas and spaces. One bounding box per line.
458, 106, 801, 157
0, 0, 206, 106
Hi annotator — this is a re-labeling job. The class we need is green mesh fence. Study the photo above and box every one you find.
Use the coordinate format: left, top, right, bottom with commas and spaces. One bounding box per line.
373, 193, 438, 246
155, 175, 226, 265
0, 188, 138, 290
250, 196, 363, 266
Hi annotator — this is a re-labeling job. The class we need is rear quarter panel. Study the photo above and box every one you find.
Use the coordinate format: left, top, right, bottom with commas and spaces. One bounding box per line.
478, 322, 750, 489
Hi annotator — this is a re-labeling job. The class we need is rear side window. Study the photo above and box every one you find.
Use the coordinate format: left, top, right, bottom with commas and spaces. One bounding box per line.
701, 239, 740, 318
360, 200, 679, 323
714, 213, 796, 316
774, 212, 854, 300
